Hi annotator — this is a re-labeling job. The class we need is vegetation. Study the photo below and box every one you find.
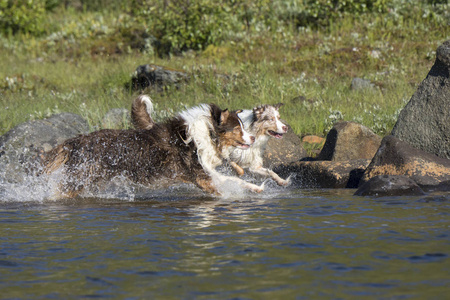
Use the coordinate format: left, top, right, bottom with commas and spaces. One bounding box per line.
0, 0, 448, 137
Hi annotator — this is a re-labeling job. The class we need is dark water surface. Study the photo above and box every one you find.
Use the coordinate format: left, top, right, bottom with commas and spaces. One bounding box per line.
1, 188, 449, 299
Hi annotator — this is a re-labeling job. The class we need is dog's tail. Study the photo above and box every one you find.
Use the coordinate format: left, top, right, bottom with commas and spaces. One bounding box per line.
131, 95, 155, 130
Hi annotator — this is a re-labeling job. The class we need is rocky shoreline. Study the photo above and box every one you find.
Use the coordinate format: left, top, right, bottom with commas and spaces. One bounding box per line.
1, 41, 449, 197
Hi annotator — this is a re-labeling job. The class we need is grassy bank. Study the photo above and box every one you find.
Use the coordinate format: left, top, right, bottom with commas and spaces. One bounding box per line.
0, 1, 448, 137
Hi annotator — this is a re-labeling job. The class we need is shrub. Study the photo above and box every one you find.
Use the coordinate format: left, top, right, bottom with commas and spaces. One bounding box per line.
128, 0, 232, 55
69, 0, 126, 12
127, 0, 278, 55
282, 0, 389, 28
0, 0, 47, 35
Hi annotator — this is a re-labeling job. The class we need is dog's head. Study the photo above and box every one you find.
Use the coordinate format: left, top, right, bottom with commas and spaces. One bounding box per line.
211, 104, 255, 150
252, 103, 288, 139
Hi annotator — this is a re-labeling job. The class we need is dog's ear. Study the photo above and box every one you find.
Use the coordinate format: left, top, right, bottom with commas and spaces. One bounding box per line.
253, 105, 265, 117
235, 109, 243, 114
274, 103, 284, 110
210, 103, 223, 124
220, 109, 230, 124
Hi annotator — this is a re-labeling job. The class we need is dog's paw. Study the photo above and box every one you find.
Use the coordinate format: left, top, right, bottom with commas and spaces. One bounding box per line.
236, 168, 245, 177
248, 182, 264, 193
277, 175, 292, 187
251, 185, 264, 193
256, 181, 267, 193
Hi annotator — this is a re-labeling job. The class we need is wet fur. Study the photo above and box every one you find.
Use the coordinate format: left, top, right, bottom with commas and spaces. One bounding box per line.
132, 96, 290, 186
131, 95, 154, 130
230, 104, 290, 186
43, 101, 261, 198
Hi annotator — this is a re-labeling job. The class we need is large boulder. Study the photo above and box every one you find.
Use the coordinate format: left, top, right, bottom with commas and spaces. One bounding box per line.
391, 40, 450, 159
0, 113, 88, 152
0, 113, 89, 181
264, 126, 307, 168
360, 135, 450, 191
317, 121, 382, 161
129, 64, 190, 91
354, 175, 426, 197
275, 159, 370, 188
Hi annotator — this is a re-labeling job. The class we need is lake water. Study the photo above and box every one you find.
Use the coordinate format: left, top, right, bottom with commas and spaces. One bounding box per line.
0, 178, 449, 299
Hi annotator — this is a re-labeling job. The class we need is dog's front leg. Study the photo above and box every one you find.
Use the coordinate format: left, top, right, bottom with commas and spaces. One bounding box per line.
250, 166, 290, 186
195, 177, 220, 195
210, 171, 264, 193
267, 169, 291, 186
242, 180, 264, 193
230, 161, 245, 176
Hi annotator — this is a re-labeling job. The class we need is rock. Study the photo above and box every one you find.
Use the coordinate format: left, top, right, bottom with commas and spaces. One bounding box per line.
302, 135, 325, 145
351, 77, 375, 91
102, 108, 131, 129
129, 64, 190, 91
317, 121, 382, 161
433, 180, 450, 192
437, 40, 450, 71
0, 113, 88, 153
264, 126, 307, 168
354, 175, 425, 197
274, 159, 370, 188
360, 135, 450, 190
302, 135, 325, 157
0, 113, 89, 181
391, 40, 450, 159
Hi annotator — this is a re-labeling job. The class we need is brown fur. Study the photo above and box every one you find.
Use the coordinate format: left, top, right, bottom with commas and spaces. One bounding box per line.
131, 97, 288, 185
228, 103, 291, 186
42, 105, 250, 198
131, 95, 156, 130
131, 96, 154, 130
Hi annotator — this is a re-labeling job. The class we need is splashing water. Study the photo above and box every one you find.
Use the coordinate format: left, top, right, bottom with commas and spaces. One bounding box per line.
0, 165, 286, 203
0, 156, 53, 203
0, 145, 288, 203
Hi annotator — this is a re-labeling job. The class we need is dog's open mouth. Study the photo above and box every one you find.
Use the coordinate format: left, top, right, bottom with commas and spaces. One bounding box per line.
268, 130, 284, 139
236, 142, 251, 149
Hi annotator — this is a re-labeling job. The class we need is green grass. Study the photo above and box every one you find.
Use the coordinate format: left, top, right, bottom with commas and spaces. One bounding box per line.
0, 3, 448, 137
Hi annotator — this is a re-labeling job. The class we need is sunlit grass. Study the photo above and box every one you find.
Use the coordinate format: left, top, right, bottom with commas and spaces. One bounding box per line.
0, 4, 447, 137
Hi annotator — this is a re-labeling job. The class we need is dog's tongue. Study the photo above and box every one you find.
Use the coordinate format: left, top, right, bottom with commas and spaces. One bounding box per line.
269, 130, 284, 139
273, 132, 284, 139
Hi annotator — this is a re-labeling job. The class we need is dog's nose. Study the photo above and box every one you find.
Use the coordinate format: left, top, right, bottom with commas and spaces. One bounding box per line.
250, 136, 255, 143
282, 125, 288, 132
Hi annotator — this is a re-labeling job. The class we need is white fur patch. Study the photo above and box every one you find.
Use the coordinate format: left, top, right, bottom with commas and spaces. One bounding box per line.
179, 104, 222, 170
274, 114, 285, 133
140, 95, 154, 117
179, 105, 265, 193
239, 118, 254, 145
237, 109, 254, 129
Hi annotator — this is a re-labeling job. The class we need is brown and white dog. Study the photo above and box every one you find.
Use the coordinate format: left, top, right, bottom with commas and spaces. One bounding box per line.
132, 96, 290, 186
229, 105, 290, 186
42, 99, 261, 199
